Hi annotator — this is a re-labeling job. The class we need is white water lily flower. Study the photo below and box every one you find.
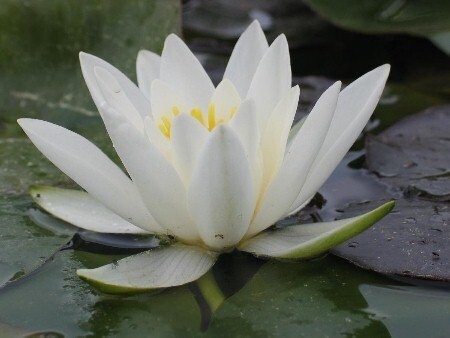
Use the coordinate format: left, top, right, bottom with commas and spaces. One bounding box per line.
18, 21, 394, 293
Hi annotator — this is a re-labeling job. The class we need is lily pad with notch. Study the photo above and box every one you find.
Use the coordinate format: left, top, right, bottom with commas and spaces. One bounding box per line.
366, 104, 450, 200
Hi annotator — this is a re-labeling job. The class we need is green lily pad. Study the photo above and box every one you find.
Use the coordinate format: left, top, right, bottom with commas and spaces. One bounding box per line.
332, 106, 450, 281
360, 284, 450, 337
366, 105, 450, 200
0, 246, 443, 337
332, 198, 450, 281
303, 0, 450, 45
0, 195, 72, 286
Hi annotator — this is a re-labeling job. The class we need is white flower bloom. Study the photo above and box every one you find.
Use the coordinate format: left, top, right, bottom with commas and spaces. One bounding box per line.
18, 21, 394, 292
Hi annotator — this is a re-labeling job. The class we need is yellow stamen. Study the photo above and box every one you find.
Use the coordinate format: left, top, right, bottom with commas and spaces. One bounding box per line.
190, 107, 205, 126
158, 115, 172, 138
208, 103, 216, 131
158, 122, 170, 138
229, 106, 237, 119
171, 106, 180, 116
158, 103, 239, 139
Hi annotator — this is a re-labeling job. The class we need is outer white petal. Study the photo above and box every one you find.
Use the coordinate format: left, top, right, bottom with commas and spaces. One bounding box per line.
223, 20, 269, 97
260, 86, 300, 192
17, 118, 158, 233
246, 34, 291, 129
77, 245, 218, 293
246, 82, 341, 237
288, 65, 390, 214
160, 34, 214, 111
239, 201, 394, 259
150, 79, 191, 121
79, 52, 149, 129
30, 186, 149, 234
171, 114, 209, 184
319, 65, 391, 158
188, 126, 254, 250
136, 50, 161, 100
100, 105, 199, 243
210, 79, 241, 121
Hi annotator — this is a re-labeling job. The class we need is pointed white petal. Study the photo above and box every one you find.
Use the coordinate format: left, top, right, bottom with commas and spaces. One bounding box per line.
239, 201, 394, 259
260, 86, 300, 192
223, 20, 269, 97
247, 82, 341, 237
246, 34, 291, 129
229, 99, 263, 199
319, 65, 391, 158
160, 34, 214, 111
288, 66, 390, 214
136, 50, 161, 100
229, 99, 260, 161
100, 106, 199, 242
77, 245, 218, 293
150, 79, 191, 121
210, 79, 241, 121
79, 52, 149, 126
30, 186, 151, 234
171, 114, 209, 184
188, 126, 254, 250
18, 118, 157, 232
93, 66, 144, 132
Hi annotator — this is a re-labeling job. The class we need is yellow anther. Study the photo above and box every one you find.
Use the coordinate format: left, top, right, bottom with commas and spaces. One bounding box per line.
171, 106, 180, 116
190, 107, 205, 126
161, 115, 171, 130
208, 103, 216, 131
158, 103, 239, 138
158, 115, 172, 138
158, 122, 170, 138
229, 106, 237, 119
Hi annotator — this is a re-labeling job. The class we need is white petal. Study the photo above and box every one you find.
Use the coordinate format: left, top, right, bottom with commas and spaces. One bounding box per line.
79, 52, 149, 128
223, 20, 269, 97
18, 118, 157, 233
260, 86, 300, 192
288, 66, 390, 214
319, 65, 391, 158
246, 34, 291, 129
100, 106, 199, 242
246, 82, 341, 237
171, 114, 209, 184
77, 244, 218, 293
150, 79, 191, 121
160, 34, 214, 111
188, 126, 254, 250
93, 66, 145, 132
239, 201, 394, 259
30, 186, 150, 234
136, 50, 161, 100
210, 79, 241, 121
229, 99, 262, 197
229, 99, 260, 161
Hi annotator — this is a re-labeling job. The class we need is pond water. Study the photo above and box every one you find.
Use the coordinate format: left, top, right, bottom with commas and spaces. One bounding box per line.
0, 0, 449, 337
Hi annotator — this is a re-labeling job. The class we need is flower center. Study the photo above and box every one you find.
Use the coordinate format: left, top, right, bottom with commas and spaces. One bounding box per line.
158, 103, 237, 139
